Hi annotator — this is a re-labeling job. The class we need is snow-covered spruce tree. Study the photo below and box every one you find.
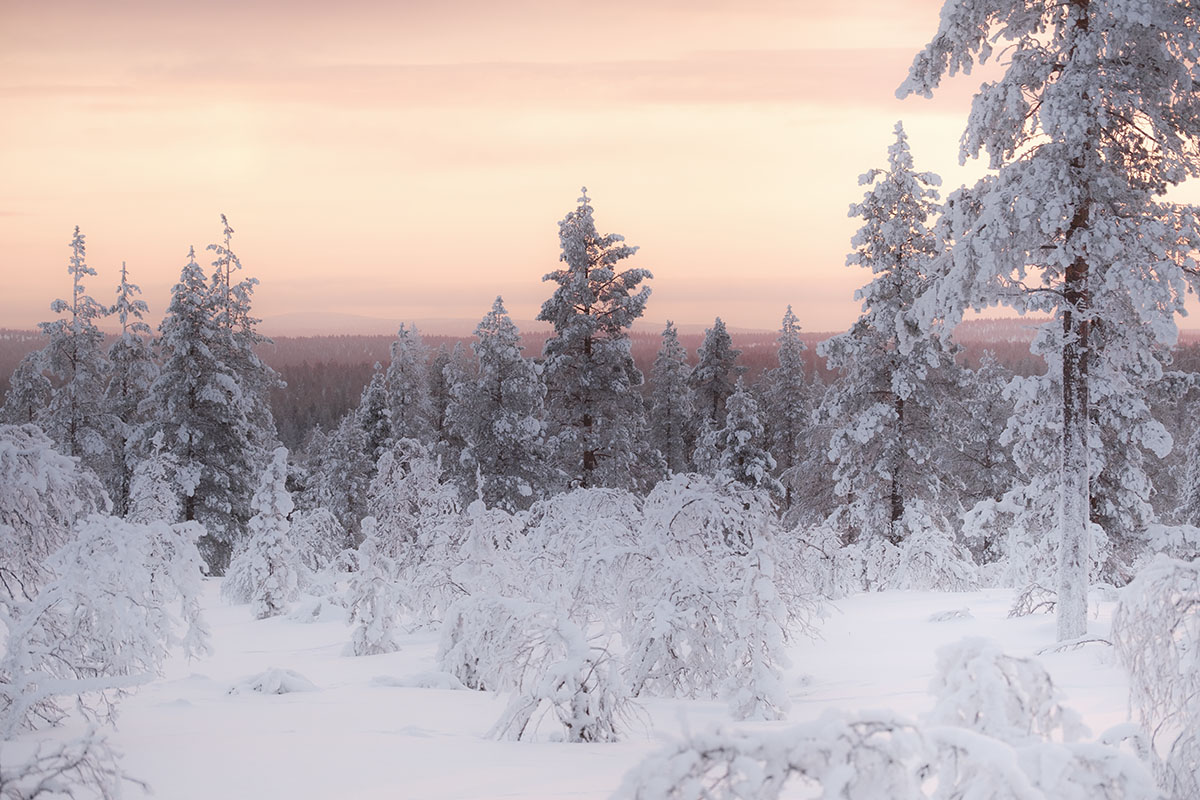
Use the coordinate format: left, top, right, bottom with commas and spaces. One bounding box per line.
303, 409, 373, 537
689, 316, 742, 429
222, 447, 302, 619
357, 362, 392, 467
345, 516, 404, 656
714, 378, 783, 496
384, 323, 434, 444
900, 0, 1200, 640
1112, 555, 1200, 799
445, 297, 552, 511
764, 306, 811, 509
431, 341, 472, 489
0, 350, 50, 426
39, 226, 117, 485
817, 123, 955, 550
104, 261, 158, 515
206, 214, 281, 471
538, 188, 657, 491
648, 321, 695, 475
0, 424, 107, 597
140, 247, 258, 573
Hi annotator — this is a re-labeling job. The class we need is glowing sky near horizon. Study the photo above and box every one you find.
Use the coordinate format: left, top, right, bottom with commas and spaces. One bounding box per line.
0, 0, 1142, 334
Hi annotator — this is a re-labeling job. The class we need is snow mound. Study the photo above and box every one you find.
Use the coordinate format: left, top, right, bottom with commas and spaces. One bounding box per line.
228, 668, 318, 695
927, 608, 973, 622
370, 671, 467, 691
286, 597, 349, 624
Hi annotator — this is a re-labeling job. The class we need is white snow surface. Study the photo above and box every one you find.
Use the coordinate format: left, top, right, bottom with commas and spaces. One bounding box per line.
19, 582, 1131, 799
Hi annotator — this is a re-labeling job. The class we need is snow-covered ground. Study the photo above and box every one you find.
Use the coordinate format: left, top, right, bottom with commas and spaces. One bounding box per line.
39, 583, 1131, 799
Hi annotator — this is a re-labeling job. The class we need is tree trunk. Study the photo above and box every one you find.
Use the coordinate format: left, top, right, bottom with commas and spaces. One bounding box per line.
889, 393, 905, 545
1058, 241, 1091, 641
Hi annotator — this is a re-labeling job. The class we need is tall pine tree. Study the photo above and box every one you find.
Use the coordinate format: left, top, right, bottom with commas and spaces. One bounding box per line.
901, 0, 1200, 639
538, 188, 655, 490
648, 321, 695, 475
690, 317, 741, 428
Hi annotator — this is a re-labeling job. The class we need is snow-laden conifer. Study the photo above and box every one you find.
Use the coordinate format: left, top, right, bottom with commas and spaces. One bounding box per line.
648, 321, 694, 474
818, 123, 954, 549
763, 306, 810, 508
538, 188, 655, 490
139, 247, 257, 573
900, 0, 1200, 640
357, 362, 392, 467
445, 297, 552, 511
689, 317, 741, 428
0, 351, 50, 426
39, 227, 117, 484
714, 378, 782, 496
384, 323, 434, 443
222, 447, 302, 619
104, 261, 157, 515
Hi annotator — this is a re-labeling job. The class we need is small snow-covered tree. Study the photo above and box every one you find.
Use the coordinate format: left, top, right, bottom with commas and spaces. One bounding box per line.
357, 362, 392, 467
1112, 555, 1200, 799
104, 261, 158, 515
689, 317, 741, 429
900, 0, 1200, 641
818, 122, 954, 549
222, 447, 302, 618
648, 321, 695, 474
303, 409, 373, 537
126, 432, 183, 526
538, 188, 655, 491
345, 517, 404, 656
0, 351, 50, 426
385, 323, 434, 444
445, 297, 552, 511
0, 424, 107, 596
713, 379, 782, 496
39, 227, 117, 484
764, 306, 811, 508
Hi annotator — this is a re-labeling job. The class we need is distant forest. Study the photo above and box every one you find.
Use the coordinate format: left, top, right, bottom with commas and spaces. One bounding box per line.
7, 318, 1192, 450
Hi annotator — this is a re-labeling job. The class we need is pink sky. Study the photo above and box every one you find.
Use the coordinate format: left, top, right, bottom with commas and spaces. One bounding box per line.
4, 0, 1194, 334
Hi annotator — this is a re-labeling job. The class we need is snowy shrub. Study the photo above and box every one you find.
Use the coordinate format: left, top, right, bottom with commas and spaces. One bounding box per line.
613, 710, 928, 800
849, 536, 902, 592
616, 641, 1157, 800
927, 637, 1085, 743
622, 474, 803, 720
0, 515, 209, 736
126, 433, 182, 526
0, 423, 107, 596
345, 517, 405, 656
290, 507, 351, 574
890, 518, 979, 592
1112, 555, 1200, 799
0, 726, 145, 799
221, 447, 302, 618
783, 522, 858, 600
438, 594, 630, 742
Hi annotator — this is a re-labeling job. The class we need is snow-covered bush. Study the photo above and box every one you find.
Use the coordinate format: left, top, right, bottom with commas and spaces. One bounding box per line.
0, 515, 209, 736
783, 522, 859, 600
126, 432, 182, 526
890, 518, 979, 592
616, 638, 1157, 800
0, 423, 107, 596
927, 637, 1085, 743
1112, 555, 1200, 799
221, 447, 302, 618
289, 507, 351, 574
438, 594, 630, 742
229, 668, 318, 695
345, 517, 404, 656
0, 726, 145, 799
622, 474, 803, 720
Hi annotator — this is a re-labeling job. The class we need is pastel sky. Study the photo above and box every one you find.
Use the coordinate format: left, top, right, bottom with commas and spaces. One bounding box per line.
4, 0, 1188, 334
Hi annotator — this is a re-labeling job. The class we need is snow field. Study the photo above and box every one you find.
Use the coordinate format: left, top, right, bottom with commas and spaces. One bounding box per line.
85, 582, 1130, 800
